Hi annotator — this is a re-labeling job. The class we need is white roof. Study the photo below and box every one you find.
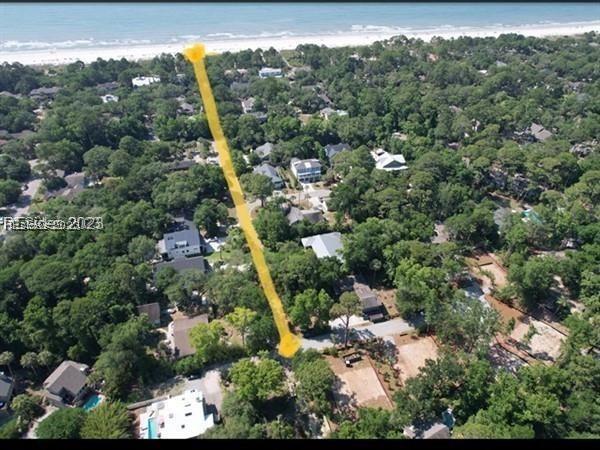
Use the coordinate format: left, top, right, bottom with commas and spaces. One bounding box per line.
131, 76, 160, 87
139, 389, 214, 439
371, 149, 408, 171
301, 232, 343, 261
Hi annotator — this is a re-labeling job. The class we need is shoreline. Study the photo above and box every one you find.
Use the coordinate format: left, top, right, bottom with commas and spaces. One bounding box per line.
1, 21, 599, 66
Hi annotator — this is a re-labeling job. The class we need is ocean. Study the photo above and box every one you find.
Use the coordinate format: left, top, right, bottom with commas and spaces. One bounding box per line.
1, 2, 600, 53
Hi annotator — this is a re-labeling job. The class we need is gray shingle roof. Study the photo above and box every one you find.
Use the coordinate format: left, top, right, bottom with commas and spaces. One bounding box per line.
286, 207, 323, 225
422, 423, 450, 439
172, 314, 209, 358
324, 143, 350, 161
0, 373, 14, 401
43, 361, 89, 397
253, 163, 283, 187
162, 219, 202, 253
254, 142, 274, 159
137, 302, 161, 324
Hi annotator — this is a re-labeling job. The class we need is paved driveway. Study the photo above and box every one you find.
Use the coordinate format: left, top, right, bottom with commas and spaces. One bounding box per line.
301, 316, 418, 350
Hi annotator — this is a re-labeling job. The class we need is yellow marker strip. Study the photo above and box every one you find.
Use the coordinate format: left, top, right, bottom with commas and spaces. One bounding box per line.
184, 43, 301, 358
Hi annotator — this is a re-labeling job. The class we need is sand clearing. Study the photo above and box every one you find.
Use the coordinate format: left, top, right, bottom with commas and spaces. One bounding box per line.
327, 356, 393, 410
393, 335, 439, 384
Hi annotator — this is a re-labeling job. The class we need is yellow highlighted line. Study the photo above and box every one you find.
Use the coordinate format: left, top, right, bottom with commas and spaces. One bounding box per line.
183, 43, 301, 358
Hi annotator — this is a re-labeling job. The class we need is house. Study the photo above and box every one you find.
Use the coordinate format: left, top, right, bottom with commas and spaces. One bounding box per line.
43, 361, 89, 407
137, 302, 161, 326
95, 81, 120, 93
319, 107, 348, 120
43, 171, 87, 201
29, 86, 61, 99
169, 314, 210, 358
155, 255, 210, 275
570, 140, 597, 158
168, 159, 196, 172
157, 218, 206, 260
371, 148, 408, 172
291, 158, 322, 183
324, 143, 350, 162
253, 142, 274, 160
177, 101, 195, 115
131, 76, 160, 88
285, 206, 323, 225
529, 123, 553, 142
0, 373, 14, 407
352, 277, 385, 322
253, 163, 284, 189
241, 97, 255, 114
404, 423, 450, 439
305, 187, 332, 213
422, 423, 451, 439
138, 389, 214, 439
258, 67, 283, 79
100, 94, 119, 103
301, 232, 343, 261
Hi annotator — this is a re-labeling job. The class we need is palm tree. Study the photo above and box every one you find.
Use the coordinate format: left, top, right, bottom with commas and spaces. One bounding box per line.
20, 352, 40, 377
0, 351, 15, 377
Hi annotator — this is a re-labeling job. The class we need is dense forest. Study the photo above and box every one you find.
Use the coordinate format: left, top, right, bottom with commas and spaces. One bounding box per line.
0, 31, 599, 439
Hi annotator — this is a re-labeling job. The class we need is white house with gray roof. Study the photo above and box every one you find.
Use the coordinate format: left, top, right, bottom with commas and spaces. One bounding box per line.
371, 148, 408, 172
301, 232, 343, 261
291, 158, 322, 183
258, 67, 283, 79
157, 218, 206, 260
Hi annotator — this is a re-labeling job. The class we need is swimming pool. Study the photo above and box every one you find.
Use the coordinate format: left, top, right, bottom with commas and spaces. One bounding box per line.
82, 394, 102, 411
147, 417, 158, 439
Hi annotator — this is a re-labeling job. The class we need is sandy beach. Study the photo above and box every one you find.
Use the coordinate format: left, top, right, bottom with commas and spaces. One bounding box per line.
2, 21, 600, 66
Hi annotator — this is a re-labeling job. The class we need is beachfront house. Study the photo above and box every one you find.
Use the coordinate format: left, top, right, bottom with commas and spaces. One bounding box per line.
139, 389, 215, 439
169, 315, 210, 359
301, 232, 343, 262
371, 148, 408, 172
157, 218, 207, 260
131, 76, 161, 88
258, 67, 283, 79
43, 360, 90, 408
253, 163, 284, 189
291, 158, 322, 183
